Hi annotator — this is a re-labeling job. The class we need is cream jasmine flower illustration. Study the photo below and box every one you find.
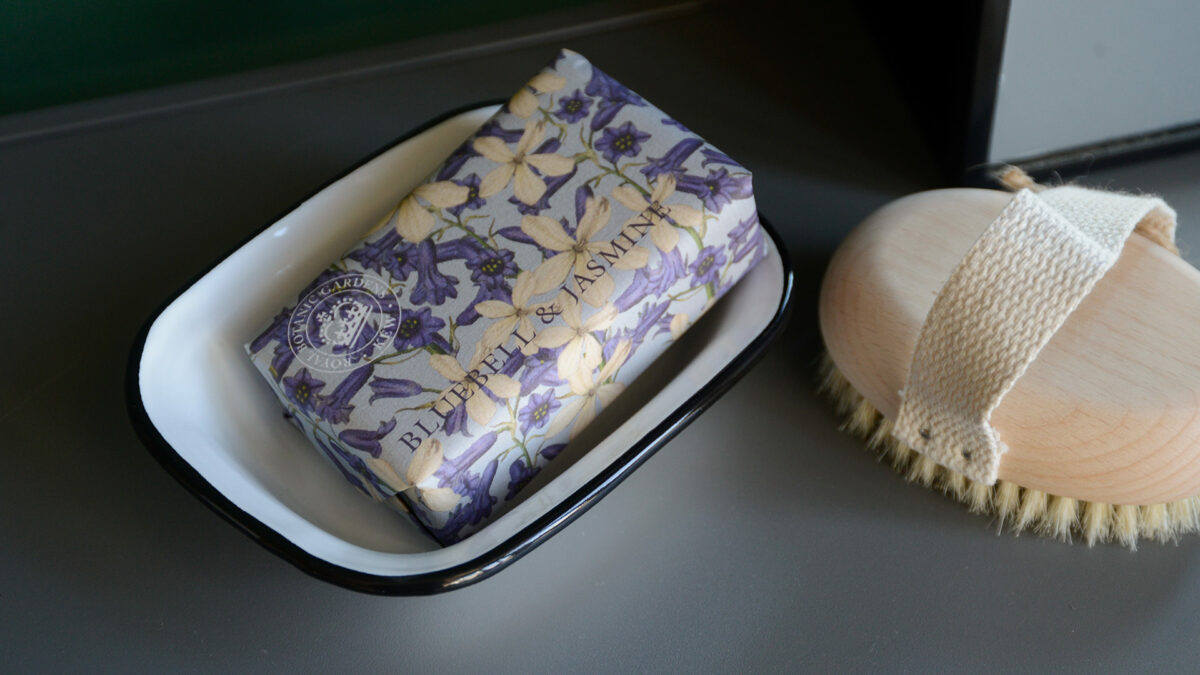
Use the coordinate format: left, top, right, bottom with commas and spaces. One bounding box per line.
532, 300, 618, 379
429, 353, 521, 426
474, 270, 548, 354
521, 195, 647, 305
610, 174, 703, 252
546, 339, 631, 440
509, 71, 567, 117
669, 313, 690, 340
522, 195, 609, 294
365, 438, 460, 512
394, 181, 471, 242
474, 120, 576, 205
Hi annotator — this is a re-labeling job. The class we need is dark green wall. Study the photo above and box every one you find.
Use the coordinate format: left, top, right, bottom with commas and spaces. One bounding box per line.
2, 0, 596, 116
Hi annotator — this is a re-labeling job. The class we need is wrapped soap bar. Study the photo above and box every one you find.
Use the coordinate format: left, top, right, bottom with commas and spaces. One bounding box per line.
246, 49, 768, 544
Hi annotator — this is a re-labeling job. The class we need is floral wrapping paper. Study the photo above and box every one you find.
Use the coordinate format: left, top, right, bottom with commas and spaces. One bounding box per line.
246, 49, 767, 545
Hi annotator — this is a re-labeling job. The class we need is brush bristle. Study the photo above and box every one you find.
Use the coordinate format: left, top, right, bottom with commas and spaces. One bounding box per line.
818, 353, 1200, 549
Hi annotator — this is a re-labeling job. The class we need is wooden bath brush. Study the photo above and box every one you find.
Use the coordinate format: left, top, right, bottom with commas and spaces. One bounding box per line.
818, 169, 1200, 548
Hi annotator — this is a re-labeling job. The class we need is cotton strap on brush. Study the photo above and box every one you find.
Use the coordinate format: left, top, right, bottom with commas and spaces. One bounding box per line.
893, 175, 1178, 485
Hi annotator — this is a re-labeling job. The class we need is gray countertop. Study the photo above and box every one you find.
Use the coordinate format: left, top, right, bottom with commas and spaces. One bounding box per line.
3, 2, 1199, 671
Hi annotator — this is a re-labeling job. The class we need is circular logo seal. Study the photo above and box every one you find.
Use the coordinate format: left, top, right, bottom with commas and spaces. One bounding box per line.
288, 273, 399, 373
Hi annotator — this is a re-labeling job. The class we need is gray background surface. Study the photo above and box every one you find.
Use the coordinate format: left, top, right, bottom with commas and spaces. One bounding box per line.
991, 0, 1200, 161
3, 2, 1200, 671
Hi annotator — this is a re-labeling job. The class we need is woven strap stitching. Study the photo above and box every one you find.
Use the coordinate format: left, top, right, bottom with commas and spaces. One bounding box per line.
894, 186, 1177, 484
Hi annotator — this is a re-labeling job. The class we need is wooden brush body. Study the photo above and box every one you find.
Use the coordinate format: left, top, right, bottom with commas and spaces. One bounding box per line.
820, 188, 1200, 505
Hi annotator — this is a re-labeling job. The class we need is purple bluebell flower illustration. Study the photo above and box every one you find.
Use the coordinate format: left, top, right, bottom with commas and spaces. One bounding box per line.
447, 174, 485, 216
297, 267, 343, 299
348, 230, 400, 275
436, 122, 524, 182
518, 347, 564, 396
441, 402, 470, 437
266, 345, 296, 381
436, 142, 476, 182
495, 225, 539, 249
282, 368, 325, 414
498, 185, 587, 257
432, 237, 479, 263
601, 334, 622, 363
393, 306, 445, 351
337, 418, 396, 458
350, 460, 394, 498
661, 116, 691, 132
449, 239, 515, 326
539, 443, 567, 460
376, 288, 402, 319
456, 283, 512, 327
435, 432, 498, 486
251, 310, 295, 379
676, 168, 753, 213
320, 435, 393, 498
727, 210, 757, 249
535, 135, 562, 156
554, 89, 592, 123
518, 390, 561, 434
641, 137, 703, 181
433, 459, 499, 543
249, 309, 289, 354
409, 239, 459, 305
499, 351, 525, 378
701, 147, 740, 168
313, 436, 369, 495
381, 241, 419, 283
574, 183, 592, 222
626, 300, 671, 347
505, 459, 541, 501
478, 119, 526, 142
433, 235, 516, 321
613, 273, 652, 312
464, 247, 517, 289
613, 248, 688, 311
314, 364, 372, 424
368, 377, 424, 403
728, 211, 766, 266
690, 246, 726, 287
654, 308, 678, 339
595, 121, 650, 163
585, 65, 646, 130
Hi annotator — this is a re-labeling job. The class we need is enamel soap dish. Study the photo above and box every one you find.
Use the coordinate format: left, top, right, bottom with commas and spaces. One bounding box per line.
127, 103, 794, 594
